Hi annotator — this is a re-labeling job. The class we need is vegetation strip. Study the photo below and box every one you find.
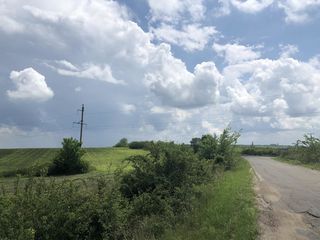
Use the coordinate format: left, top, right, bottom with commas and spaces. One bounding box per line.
240, 134, 320, 171
0, 129, 253, 239
162, 158, 258, 240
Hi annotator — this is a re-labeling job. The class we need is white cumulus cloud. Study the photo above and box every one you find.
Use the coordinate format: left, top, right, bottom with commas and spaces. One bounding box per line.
216, 0, 274, 15
223, 57, 320, 130
147, 0, 205, 23
213, 43, 261, 64
7, 68, 54, 102
278, 0, 320, 23
145, 45, 223, 108
151, 24, 218, 52
216, 0, 320, 23
49, 61, 124, 85
279, 44, 299, 58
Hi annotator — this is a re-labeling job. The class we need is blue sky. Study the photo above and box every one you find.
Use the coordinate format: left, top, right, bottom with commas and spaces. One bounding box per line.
1, 0, 320, 147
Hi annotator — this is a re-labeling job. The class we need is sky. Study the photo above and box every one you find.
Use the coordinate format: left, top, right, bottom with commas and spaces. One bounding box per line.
1, 0, 320, 148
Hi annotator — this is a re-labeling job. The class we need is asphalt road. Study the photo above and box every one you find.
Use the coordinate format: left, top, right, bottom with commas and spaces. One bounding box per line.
245, 156, 320, 240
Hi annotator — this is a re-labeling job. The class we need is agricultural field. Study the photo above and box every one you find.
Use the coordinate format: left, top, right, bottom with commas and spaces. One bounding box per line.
0, 147, 146, 176
0, 147, 147, 191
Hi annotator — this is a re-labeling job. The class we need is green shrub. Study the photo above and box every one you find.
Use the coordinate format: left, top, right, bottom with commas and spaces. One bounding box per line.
0, 178, 128, 240
114, 138, 129, 148
196, 128, 240, 169
48, 138, 89, 175
241, 147, 283, 156
120, 142, 211, 236
282, 134, 320, 163
128, 141, 152, 150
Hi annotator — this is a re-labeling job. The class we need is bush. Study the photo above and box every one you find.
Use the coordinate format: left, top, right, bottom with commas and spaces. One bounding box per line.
128, 141, 152, 150
241, 147, 282, 156
196, 128, 240, 169
0, 178, 129, 240
114, 138, 129, 148
282, 134, 320, 163
48, 138, 89, 175
119, 142, 211, 236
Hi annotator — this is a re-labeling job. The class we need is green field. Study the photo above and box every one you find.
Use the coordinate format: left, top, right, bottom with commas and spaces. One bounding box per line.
0, 147, 146, 176
83, 147, 146, 172
0, 148, 58, 177
0, 147, 147, 192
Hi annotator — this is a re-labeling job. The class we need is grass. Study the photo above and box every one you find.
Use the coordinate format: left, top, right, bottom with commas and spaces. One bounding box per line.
275, 157, 320, 171
83, 147, 146, 172
162, 158, 258, 240
0, 147, 147, 192
0, 147, 146, 176
0, 148, 58, 177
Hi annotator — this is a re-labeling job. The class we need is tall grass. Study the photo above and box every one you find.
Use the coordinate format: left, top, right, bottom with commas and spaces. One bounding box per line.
162, 158, 258, 240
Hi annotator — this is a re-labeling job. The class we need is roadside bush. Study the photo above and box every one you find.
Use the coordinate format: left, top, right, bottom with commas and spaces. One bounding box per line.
48, 138, 89, 175
114, 138, 129, 148
195, 128, 240, 169
0, 178, 128, 240
282, 134, 320, 163
120, 142, 211, 236
241, 147, 283, 157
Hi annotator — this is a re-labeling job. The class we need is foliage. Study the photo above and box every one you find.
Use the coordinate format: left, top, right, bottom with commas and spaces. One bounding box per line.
190, 137, 201, 153
128, 141, 152, 150
241, 146, 283, 157
0, 129, 243, 239
120, 142, 212, 237
282, 134, 320, 163
195, 128, 240, 169
114, 138, 129, 148
48, 138, 89, 175
0, 178, 128, 240
162, 158, 258, 240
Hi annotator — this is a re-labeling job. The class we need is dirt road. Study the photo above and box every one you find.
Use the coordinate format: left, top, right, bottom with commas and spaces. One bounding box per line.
245, 156, 320, 240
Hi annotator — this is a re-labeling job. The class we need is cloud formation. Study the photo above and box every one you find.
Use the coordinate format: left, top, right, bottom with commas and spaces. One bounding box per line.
0, 0, 320, 147
223, 57, 320, 130
151, 24, 218, 52
217, 0, 320, 23
213, 43, 261, 64
147, 0, 205, 23
145, 47, 222, 108
7, 68, 54, 102
49, 61, 124, 85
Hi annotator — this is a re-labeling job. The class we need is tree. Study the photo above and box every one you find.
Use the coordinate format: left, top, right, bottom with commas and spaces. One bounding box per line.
114, 138, 128, 147
197, 128, 240, 169
190, 137, 201, 153
48, 138, 89, 175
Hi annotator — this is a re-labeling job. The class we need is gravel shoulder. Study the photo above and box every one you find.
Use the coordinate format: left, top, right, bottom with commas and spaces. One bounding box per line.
245, 156, 320, 240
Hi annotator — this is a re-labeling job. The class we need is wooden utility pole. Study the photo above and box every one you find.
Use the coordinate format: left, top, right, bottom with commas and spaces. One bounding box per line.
73, 104, 86, 146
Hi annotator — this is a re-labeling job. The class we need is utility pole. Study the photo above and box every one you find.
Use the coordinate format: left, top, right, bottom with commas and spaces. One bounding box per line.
73, 104, 86, 146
